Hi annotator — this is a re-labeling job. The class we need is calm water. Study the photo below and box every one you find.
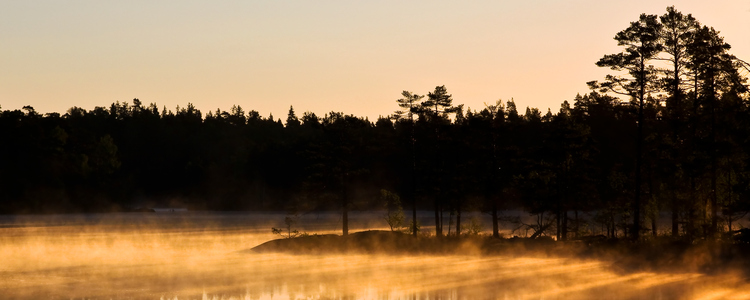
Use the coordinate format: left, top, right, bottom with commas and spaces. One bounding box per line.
0, 212, 748, 300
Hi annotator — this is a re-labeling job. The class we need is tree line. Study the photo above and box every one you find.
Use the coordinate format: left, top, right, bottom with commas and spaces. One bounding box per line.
1, 7, 749, 241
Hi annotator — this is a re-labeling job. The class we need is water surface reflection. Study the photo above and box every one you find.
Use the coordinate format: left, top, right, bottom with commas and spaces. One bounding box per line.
1, 213, 748, 299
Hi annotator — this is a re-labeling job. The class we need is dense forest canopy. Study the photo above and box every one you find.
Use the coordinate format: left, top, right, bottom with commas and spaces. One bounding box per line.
1, 7, 749, 241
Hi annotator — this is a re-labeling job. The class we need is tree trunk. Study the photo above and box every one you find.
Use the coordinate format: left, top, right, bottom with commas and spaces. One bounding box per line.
672, 190, 679, 237
670, 40, 683, 239
687, 73, 698, 241
729, 212, 733, 233
710, 84, 718, 239
688, 178, 697, 240
448, 210, 453, 236
492, 202, 500, 238
434, 199, 441, 237
440, 206, 444, 236
634, 73, 644, 241
728, 168, 734, 233
342, 174, 349, 236
411, 121, 418, 237
343, 206, 348, 236
631, 55, 653, 241
412, 195, 418, 237
556, 207, 561, 241
561, 210, 568, 241
456, 206, 462, 237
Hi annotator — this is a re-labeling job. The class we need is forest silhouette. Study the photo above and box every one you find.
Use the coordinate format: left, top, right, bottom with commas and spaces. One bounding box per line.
2, 7, 750, 244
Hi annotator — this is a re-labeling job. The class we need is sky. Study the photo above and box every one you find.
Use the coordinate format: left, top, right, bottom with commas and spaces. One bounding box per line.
2, 1, 749, 121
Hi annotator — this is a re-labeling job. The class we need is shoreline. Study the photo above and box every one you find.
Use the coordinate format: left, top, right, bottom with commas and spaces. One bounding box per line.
251, 230, 750, 278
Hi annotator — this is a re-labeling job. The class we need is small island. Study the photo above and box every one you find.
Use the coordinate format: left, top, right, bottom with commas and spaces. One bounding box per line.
251, 229, 750, 277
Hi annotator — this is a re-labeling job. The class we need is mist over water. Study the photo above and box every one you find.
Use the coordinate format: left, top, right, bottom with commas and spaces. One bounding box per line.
1, 212, 748, 300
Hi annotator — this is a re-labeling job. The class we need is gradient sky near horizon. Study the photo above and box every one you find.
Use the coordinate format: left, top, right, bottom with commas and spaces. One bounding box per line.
2, 1, 749, 121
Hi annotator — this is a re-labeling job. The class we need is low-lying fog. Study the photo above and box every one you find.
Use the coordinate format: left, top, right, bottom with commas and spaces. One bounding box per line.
1, 212, 748, 299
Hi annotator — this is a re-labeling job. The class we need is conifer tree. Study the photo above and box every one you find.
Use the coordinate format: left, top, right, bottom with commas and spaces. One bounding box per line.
286, 106, 300, 128
589, 13, 663, 240
394, 91, 424, 236
659, 6, 699, 236
687, 25, 736, 238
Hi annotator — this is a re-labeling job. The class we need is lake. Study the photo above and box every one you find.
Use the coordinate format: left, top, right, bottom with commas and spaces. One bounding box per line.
0, 212, 748, 299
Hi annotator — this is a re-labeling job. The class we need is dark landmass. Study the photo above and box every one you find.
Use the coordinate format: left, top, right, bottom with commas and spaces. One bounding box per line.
250, 230, 750, 277
250, 230, 506, 255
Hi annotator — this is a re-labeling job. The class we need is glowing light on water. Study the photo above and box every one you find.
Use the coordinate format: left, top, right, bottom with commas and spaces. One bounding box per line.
2, 213, 749, 299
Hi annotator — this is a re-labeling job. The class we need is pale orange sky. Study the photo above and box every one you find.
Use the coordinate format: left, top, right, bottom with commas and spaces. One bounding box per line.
2, 1, 749, 121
